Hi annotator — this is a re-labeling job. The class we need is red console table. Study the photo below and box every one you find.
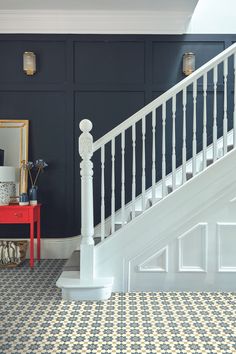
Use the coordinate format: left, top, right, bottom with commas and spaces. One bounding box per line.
0, 204, 41, 268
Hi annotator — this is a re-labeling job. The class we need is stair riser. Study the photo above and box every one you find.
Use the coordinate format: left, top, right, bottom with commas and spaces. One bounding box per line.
61, 286, 112, 301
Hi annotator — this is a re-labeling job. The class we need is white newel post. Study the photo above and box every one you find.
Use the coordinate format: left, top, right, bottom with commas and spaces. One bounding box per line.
79, 119, 95, 281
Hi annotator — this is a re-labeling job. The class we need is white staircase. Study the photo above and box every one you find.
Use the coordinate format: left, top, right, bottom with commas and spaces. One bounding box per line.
57, 43, 236, 300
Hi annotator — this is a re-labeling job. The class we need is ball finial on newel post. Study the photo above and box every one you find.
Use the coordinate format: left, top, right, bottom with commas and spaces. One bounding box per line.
79, 119, 93, 160
79, 119, 93, 133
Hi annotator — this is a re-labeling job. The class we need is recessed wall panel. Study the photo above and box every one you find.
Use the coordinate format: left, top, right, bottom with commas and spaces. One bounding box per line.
74, 41, 145, 84
178, 223, 208, 272
217, 223, 236, 271
153, 41, 225, 87
0, 41, 66, 83
0, 91, 67, 236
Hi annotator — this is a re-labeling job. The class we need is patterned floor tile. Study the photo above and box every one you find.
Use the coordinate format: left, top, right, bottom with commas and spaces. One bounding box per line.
0, 260, 235, 353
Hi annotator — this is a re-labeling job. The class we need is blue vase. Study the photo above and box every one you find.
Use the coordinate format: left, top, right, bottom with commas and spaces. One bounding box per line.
19, 192, 29, 206
29, 186, 38, 205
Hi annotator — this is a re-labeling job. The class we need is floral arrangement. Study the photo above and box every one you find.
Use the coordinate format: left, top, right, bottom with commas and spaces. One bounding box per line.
21, 159, 48, 187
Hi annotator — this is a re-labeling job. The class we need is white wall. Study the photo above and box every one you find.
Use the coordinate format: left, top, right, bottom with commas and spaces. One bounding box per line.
187, 0, 236, 34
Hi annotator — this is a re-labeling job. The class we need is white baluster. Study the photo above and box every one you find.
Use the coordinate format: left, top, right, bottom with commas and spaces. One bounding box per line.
152, 110, 156, 204
182, 88, 187, 183
142, 117, 146, 212
101, 145, 105, 241
111, 138, 115, 234
79, 119, 94, 280
202, 73, 207, 170
121, 131, 125, 226
192, 80, 197, 176
162, 103, 167, 197
223, 59, 228, 155
172, 96, 176, 190
234, 54, 236, 148
132, 124, 136, 219
213, 66, 218, 162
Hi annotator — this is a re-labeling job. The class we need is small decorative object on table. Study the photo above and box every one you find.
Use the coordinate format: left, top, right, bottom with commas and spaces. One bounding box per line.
21, 159, 48, 205
29, 185, 38, 205
0, 240, 28, 268
0, 166, 17, 205
19, 192, 29, 206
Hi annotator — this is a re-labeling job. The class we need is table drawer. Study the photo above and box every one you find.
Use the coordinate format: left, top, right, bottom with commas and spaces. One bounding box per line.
0, 208, 29, 223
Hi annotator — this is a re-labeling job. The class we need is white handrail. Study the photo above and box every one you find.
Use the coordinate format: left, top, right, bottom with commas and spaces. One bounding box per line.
94, 43, 236, 152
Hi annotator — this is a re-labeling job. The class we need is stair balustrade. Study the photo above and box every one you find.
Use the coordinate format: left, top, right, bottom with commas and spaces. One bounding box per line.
79, 43, 236, 277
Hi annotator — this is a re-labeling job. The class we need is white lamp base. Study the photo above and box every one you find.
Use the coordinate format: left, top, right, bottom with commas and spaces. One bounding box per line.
0, 182, 11, 205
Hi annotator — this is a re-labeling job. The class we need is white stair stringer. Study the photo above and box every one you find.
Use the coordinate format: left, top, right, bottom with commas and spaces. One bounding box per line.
94, 148, 236, 292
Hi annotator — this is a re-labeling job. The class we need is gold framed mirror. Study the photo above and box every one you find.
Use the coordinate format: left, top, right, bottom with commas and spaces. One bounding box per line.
0, 120, 29, 194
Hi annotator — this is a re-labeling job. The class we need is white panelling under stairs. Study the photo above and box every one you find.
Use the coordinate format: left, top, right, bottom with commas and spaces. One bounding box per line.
137, 246, 168, 273
178, 223, 207, 273
217, 223, 236, 272
95, 149, 236, 293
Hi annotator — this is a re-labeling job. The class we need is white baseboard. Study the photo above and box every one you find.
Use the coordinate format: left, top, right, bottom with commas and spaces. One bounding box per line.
0, 236, 81, 260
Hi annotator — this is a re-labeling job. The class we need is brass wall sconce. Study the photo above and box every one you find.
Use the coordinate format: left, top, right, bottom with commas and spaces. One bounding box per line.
183, 52, 195, 76
23, 51, 36, 75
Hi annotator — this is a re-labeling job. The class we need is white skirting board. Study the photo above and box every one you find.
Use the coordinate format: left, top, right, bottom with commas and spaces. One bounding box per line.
0, 236, 81, 260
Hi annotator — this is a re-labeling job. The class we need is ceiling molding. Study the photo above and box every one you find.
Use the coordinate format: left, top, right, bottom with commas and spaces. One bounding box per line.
0, 10, 192, 34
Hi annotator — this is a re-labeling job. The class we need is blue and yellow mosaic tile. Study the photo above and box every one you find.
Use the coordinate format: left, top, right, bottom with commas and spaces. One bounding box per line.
0, 260, 235, 353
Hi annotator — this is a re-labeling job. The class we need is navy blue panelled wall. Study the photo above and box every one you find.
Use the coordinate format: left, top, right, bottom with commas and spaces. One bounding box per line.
0, 34, 235, 238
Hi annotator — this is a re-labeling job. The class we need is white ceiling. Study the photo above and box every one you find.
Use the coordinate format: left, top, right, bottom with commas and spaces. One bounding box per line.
0, 0, 199, 34
0, 0, 198, 12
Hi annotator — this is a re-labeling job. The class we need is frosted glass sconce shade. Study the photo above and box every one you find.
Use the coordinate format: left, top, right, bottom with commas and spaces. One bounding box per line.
23, 51, 36, 75
183, 52, 195, 76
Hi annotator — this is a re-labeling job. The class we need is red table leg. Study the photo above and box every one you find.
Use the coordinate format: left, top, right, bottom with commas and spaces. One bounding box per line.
37, 206, 41, 261
30, 220, 34, 268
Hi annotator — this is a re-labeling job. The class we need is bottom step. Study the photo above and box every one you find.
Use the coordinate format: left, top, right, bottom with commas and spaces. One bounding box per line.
63, 250, 80, 271
56, 270, 113, 301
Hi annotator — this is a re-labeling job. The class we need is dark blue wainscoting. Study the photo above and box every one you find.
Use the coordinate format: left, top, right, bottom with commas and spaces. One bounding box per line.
0, 34, 235, 238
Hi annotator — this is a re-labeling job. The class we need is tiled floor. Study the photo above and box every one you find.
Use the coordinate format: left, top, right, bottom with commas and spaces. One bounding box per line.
0, 260, 236, 354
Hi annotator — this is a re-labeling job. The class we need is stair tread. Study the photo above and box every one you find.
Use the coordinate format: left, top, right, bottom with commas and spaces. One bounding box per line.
94, 237, 102, 245
133, 210, 143, 215
63, 250, 80, 271
207, 158, 213, 166
147, 197, 162, 207
167, 185, 181, 193
115, 221, 128, 225
94, 235, 110, 242
186, 172, 193, 180
147, 197, 162, 202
